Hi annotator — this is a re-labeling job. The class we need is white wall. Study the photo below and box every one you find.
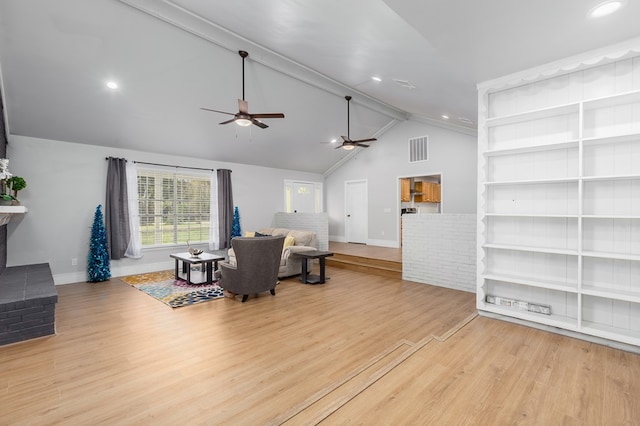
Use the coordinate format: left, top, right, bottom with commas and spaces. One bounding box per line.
325, 119, 477, 246
7, 135, 321, 284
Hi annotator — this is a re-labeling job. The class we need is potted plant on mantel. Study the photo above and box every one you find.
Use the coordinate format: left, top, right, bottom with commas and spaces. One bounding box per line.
0, 158, 27, 205
6, 176, 27, 204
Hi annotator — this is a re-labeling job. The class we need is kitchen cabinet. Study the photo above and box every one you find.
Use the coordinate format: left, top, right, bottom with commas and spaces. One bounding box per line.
414, 182, 441, 203
400, 178, 411, 202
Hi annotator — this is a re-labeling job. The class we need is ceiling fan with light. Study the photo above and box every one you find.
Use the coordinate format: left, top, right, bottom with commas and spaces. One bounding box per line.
333, 96, 376, 150
201, 50, 284, 129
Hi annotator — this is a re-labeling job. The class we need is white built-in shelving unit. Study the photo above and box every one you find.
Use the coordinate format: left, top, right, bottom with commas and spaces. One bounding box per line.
477, 42, 640, 348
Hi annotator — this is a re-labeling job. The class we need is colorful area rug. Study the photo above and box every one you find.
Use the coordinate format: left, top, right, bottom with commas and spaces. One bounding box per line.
121, 270, 224, 308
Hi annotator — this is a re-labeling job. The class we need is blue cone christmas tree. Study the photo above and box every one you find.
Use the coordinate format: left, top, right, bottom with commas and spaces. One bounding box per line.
231, 206, 242, 238
88, 205, 111, 282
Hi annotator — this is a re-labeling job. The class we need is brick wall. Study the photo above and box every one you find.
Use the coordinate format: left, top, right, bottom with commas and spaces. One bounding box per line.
402, 214, 476, 293
273, 212, 329, 251
0, 263, 57, 346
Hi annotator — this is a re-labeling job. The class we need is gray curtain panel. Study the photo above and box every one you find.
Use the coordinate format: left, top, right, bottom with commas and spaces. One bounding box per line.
217, 169, 233, 249
105, 157, 130, 260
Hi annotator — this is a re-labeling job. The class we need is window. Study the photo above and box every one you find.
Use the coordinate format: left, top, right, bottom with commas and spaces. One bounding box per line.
137, 168, 211, 247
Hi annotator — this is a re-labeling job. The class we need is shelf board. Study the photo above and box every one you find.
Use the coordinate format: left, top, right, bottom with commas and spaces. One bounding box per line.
582, 132, 640, 147
484, 243, 578, 256
583, 89, 640, 111
581, 287, 640, 304
485, 213, 579, 218
483, 273, 578, 293
581, 250, 640, 262
487, 102, 579, 128
582, 174, 640, 182
485, 140, 579, 157
582, 215, 640, 220
485, 177, 580, 186
479, 303, 578, 330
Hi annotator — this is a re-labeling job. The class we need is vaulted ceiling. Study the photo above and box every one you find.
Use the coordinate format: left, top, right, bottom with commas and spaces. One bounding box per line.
1, 0, 639, 174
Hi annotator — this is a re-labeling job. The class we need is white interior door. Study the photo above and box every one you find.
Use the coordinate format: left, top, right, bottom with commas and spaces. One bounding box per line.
284, 180, 323, 213
345, 180, 368, 244
291, 182, 315, 213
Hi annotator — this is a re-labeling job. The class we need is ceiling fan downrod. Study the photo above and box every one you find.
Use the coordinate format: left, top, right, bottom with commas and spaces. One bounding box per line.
345, 95, 352, 139
239, 50, 248, 101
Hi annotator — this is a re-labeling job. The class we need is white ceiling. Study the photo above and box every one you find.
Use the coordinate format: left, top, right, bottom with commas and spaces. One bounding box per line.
1, 0, 639, 174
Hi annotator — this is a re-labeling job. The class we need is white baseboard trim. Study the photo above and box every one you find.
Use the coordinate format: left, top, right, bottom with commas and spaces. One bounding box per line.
329, 236, 400, 248
366, 238, 400, 248
329, 235, 346, 243
54, 260, 175, 285
54, 272, 87, 285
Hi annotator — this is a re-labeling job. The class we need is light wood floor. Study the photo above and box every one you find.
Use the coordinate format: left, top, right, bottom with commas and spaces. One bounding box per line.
1, 266, 639, 424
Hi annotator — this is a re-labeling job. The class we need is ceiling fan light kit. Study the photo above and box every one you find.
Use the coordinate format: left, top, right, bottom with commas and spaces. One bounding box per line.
235, 118, 252, 127
201, 50, 284, 129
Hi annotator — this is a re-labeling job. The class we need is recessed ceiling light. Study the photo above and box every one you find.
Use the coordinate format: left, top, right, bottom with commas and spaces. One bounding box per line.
441, 115, 449, 120
458, 117, 473, 124
371, 76, 382, 82
106, 81, 118, 89
330, 138, 337, 143
588, 0, 626, 18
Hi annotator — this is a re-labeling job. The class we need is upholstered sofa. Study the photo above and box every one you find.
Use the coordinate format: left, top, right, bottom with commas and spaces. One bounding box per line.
228, 227, 318, 278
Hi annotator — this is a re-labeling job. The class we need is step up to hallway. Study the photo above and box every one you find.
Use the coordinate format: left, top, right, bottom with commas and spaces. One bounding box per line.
327, 252, 402, 279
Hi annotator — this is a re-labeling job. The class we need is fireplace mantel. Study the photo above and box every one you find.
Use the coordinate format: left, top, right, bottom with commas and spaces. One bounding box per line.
0, 205, 27, 226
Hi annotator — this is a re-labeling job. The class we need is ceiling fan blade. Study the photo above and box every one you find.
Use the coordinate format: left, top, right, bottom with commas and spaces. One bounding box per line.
201, 107, 235, 116
219, 118, 237, 125
250, 113, 285, 119
355, 143, 371, 148
352, 138, 377, 143
341, 135, 352, 142
251, 118, 269, 129
238, 99, 249, 114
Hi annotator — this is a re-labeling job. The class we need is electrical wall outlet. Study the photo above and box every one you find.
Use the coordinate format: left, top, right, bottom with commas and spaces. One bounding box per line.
71, 258, 77, 266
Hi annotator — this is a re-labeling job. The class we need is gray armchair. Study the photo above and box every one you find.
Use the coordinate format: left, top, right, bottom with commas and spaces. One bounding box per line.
219, 235, 285, 302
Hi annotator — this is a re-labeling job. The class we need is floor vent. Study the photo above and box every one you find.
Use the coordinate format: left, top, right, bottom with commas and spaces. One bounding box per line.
409, 136, 428, 162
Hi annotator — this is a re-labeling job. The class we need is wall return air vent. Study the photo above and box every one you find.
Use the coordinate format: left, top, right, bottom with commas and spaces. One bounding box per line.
408, 136, 429, 163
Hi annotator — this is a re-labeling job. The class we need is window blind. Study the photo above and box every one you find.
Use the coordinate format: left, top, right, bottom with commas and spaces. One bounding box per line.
137, 168, 211, 247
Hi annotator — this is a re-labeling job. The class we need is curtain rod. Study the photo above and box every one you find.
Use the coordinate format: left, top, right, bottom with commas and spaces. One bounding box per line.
105, 157, 227, 172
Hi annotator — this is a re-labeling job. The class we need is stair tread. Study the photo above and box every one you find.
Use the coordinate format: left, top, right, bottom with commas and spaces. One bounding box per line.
331, 254, 400, 262
327, 258, 401, 272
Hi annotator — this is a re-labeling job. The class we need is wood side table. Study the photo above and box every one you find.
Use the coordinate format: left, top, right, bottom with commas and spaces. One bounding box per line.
170, 252, 225, 285
295, 250, 334, 284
